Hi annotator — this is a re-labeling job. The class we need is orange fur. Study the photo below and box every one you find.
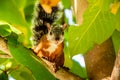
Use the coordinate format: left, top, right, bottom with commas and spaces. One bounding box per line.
33, 34, 64, 68
40, 0, 60, 7
39, 0, 60, 13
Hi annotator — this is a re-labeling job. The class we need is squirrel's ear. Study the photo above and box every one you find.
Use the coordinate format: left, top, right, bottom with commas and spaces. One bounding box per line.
62, 23, 67, 30
46, 23, 51, 30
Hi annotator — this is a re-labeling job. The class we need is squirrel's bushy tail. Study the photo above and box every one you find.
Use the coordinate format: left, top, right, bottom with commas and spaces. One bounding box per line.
32, 1, 64, 45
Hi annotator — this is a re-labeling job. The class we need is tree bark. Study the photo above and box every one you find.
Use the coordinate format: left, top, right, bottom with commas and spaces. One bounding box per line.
41, 58, 84, 80
84, 38, 116, 80
110, 47, 120, 80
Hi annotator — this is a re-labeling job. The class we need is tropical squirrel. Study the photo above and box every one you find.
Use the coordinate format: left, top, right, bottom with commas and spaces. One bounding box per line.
33, 23, 67, 71
32, 0, 67, 71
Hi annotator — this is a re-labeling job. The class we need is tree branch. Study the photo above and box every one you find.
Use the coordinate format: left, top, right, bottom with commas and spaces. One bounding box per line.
41, 58, 84, 80
0, 37, 84, 80
110, 47, 120, 80
102, 47, 120, 80
84, 38, 116, 80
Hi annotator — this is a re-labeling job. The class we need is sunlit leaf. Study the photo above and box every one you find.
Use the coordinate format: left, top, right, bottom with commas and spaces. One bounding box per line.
0, 0, 32, 46
0, 0, 27, 27
0, 58, 7, 65
68, 0, 115, 55
61, 0, 71, 8
110, 2, 120, 15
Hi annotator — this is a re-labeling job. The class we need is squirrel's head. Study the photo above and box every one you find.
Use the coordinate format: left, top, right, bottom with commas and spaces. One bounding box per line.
46, 23, 67, 45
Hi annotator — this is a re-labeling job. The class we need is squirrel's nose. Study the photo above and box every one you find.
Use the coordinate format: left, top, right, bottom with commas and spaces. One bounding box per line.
55, 37, 60, 41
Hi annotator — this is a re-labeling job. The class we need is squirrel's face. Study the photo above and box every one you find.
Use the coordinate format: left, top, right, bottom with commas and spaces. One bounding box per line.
46, 23, 67, 45
47, 26, 64, 45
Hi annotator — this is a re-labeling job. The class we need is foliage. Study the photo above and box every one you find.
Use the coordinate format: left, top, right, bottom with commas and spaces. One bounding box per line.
0, 0, 120, 80
68, 0, 117, 55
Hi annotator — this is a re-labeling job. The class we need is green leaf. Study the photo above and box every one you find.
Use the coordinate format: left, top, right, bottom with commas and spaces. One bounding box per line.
0, 0, 27, 27
7, 35, 55, 80
13, 0, 26, 9
11, 65, 34, 80
61, 0, 71, 8
0, 58, 7, 65
112, 30, 120, 55
23, 0, 36, 23
0, 0, 32, 46
0, 50, 9, 65
115, 8, 120, 31
68, 0, 115, 56
0, 25, 11, 37
7, 33, 19, 45
70, 60, 87, 79
25, 0, 36, 7
24, 4, 34, 23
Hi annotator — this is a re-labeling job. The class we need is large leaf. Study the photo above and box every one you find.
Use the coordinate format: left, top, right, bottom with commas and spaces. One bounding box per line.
0, 0, 32, 46
7, 34, 55, 80
0, 0, 27, 27
68, 0, 115, 56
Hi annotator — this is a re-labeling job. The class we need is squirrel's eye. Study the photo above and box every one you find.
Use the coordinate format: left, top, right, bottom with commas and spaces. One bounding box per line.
62, 32, 64, 35
50, 32, 52, 35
